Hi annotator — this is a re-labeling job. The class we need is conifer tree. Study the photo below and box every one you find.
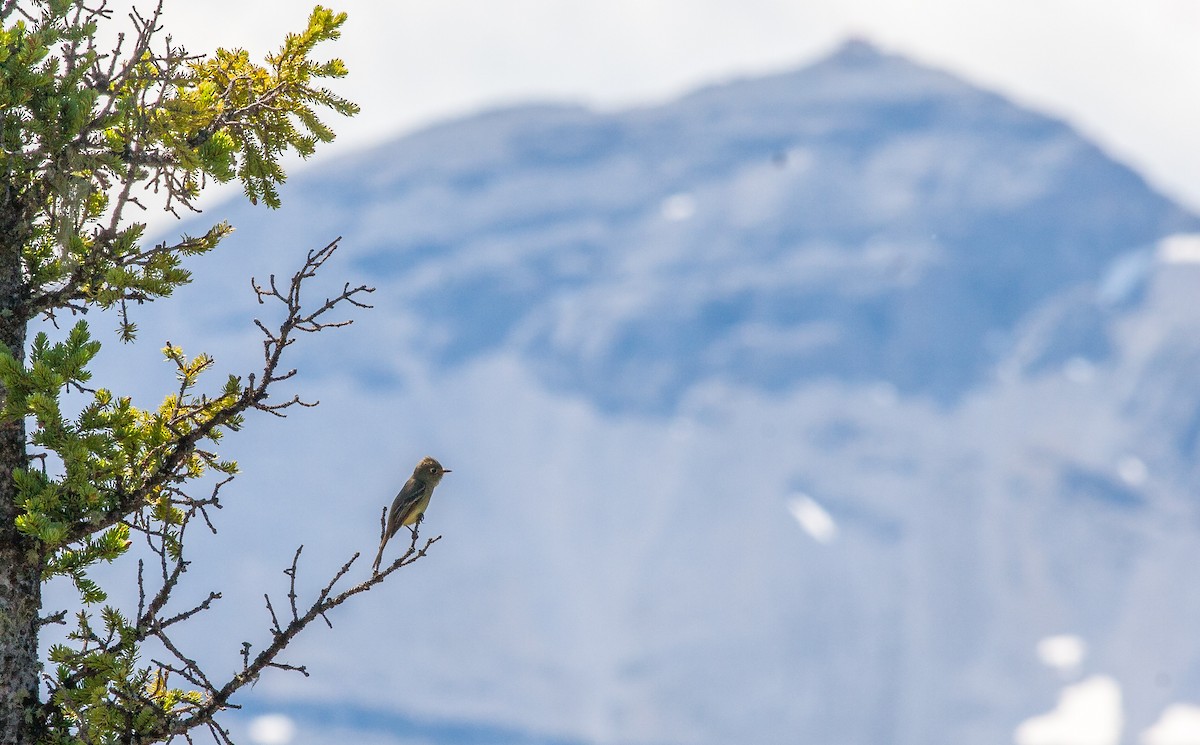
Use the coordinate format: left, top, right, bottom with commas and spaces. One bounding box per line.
0, 3, 433, 742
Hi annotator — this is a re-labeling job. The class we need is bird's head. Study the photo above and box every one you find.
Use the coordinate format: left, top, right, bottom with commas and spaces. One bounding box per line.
415, 456, 450, 483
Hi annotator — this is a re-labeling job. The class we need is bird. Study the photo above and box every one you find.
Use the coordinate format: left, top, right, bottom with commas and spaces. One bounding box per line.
372, 456, 450, 572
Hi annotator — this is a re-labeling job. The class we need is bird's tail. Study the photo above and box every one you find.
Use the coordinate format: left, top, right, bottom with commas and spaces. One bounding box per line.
372, 537, 388, 574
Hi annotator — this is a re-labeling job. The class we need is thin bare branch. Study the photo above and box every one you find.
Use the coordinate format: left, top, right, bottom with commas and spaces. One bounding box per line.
158, 591, 221, 631
37, 610, 68, 628
63, 238, 373, 545
149, 534, 440, 739
285, 545, 302, 622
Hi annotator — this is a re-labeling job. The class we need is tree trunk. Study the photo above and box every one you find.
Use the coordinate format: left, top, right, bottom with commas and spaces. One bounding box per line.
0, 193, 39, 745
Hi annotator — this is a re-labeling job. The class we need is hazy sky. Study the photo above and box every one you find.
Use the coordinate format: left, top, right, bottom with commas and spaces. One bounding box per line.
130, 1, 1200, 212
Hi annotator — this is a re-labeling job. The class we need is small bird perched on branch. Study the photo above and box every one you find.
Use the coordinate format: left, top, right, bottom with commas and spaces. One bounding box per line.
372, 456, 451, 572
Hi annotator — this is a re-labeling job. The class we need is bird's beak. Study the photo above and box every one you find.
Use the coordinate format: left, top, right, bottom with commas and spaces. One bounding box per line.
443, 468, 452, 473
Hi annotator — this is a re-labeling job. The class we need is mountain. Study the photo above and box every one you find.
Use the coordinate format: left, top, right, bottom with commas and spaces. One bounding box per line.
62, 39, 1200, 745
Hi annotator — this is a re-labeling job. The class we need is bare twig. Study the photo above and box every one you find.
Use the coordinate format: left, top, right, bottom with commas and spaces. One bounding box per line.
150, 534, 440, 740
63, 238, 374, 545
158, 591, 221, 631
284, 545, 302, 622
37, 610, 68, 627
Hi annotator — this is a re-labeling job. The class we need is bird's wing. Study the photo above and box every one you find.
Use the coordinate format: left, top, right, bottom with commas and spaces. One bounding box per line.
386, 477, 428, 538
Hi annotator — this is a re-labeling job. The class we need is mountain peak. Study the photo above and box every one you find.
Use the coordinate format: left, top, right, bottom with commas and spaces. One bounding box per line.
827, 36, 888, 64
193, 40, 1197, 413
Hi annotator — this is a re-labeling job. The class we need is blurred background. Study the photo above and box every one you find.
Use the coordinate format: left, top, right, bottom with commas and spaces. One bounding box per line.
44, 2, 1200, 744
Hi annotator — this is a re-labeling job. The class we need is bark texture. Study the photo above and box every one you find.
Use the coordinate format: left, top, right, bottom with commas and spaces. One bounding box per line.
0, 190, 38, 745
